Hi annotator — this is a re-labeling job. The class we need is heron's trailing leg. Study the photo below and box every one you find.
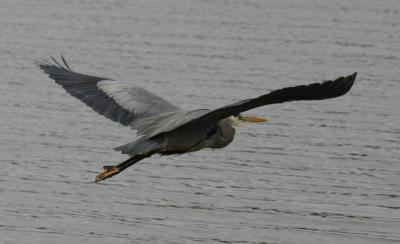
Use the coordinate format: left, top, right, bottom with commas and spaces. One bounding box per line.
95, 154, 149, 183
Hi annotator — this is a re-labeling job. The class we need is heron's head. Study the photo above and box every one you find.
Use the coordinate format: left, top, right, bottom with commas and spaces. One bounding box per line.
231, 114, 268, 127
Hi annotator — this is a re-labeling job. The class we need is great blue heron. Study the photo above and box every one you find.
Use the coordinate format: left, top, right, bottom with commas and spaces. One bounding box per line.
36, 57, 356, 183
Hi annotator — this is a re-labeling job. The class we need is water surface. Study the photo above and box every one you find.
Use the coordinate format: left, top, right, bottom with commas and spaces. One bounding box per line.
1, 0, 399, 243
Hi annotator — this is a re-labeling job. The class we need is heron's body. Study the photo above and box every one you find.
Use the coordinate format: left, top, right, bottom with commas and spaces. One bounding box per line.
115, 116, 235, 156
159, 117, 236, 153
37, 56, 356, 182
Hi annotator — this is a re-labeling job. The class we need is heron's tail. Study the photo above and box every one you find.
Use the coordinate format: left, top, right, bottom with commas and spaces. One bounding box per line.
114, 137, 160, 156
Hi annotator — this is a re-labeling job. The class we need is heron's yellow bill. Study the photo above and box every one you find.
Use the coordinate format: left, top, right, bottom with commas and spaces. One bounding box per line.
240, 116, 269, 123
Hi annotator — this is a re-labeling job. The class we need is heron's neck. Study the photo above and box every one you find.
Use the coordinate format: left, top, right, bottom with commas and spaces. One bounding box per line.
218, 118, 235, 143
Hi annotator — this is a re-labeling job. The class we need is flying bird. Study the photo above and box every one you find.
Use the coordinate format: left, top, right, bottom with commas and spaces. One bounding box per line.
36, 56, 356, 182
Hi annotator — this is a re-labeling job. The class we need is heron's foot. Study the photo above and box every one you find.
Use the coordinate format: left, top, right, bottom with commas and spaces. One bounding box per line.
95, 166, 120, 183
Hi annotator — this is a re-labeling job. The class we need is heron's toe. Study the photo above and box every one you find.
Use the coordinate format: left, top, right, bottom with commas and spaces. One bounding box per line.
95, 166, 120, 183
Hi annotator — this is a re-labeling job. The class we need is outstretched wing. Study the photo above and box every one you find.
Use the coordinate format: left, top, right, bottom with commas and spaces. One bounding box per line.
36, 57, 181, 130
150, 73, 357, 137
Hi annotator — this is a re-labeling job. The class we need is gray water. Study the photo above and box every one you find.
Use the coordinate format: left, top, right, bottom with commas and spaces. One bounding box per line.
1, 0, 399, 243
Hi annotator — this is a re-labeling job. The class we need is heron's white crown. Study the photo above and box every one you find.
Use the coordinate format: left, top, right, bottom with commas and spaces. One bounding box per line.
231, 116, 244, 127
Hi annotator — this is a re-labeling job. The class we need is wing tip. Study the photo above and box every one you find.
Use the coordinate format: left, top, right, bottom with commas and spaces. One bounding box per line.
338, 72, 357, 96
348, 71, 357, 85
351, 72, 357, 80
35, 55, 73, 74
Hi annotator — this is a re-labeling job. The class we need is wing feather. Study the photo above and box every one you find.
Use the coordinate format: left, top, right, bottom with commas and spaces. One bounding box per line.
37, 57, 356, 141
150, 73, 357, 137
36, 57, 181, 131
